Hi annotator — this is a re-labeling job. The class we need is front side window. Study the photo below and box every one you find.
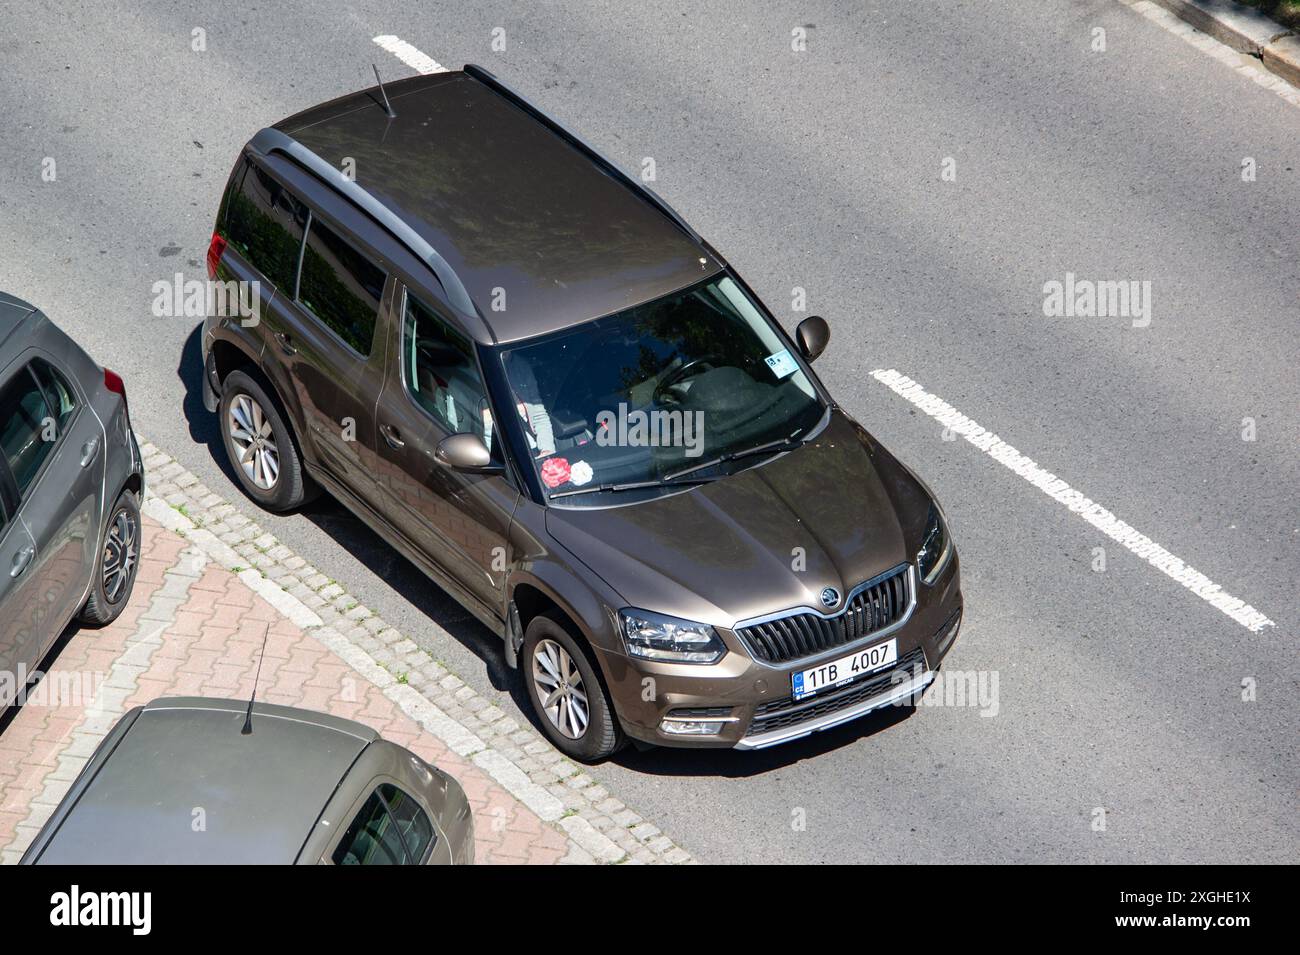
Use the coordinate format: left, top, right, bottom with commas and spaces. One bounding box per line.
332, 784, 435, 865
221, 159, 307, 294
403, 293, 494, 448
298, 216, 385, 355
495, 275, 824, 505
0, 362, 72, 496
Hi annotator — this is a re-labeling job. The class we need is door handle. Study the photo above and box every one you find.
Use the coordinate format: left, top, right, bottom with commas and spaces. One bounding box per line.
10, 546, 34, 578
274, 331, 297, 355
80, 436, 100, 468
380, 423, 405, 449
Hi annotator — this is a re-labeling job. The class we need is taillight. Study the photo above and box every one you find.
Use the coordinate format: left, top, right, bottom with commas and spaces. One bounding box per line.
206, 232, 227, 279
104, 367, 128, 417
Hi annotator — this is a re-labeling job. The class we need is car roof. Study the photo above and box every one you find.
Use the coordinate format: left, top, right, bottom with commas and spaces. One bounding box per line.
31, 697, 377, 864
0, 292, 37, 352
270, 69, 722, 344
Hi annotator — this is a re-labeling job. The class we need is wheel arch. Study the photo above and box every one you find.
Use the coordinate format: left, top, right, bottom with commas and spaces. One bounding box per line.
213, 343, 310, 468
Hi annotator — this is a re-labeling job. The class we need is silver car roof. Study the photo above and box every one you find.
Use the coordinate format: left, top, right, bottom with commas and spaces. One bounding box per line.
31, 697, 377, 864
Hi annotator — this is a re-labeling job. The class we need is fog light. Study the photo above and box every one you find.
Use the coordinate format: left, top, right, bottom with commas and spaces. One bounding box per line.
661, 718, 726, 736
935, 608, 962, 658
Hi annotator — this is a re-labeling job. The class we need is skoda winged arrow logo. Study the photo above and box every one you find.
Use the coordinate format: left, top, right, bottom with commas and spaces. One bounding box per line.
820, 587, 840, 608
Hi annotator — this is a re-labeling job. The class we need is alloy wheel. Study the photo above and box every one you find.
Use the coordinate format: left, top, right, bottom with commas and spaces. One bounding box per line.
228, 393, 280, 490
531, 638, 589, 739
102, 506, 137, 603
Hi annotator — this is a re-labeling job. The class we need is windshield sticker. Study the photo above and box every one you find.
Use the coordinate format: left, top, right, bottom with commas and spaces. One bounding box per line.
541, 456, 571, 488
569, 460, 594, 486
765, 349, 798, 379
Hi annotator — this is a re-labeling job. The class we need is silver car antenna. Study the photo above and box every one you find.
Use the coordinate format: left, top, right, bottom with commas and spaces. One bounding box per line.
241, 628, 270, 735
372, 63, 397, 118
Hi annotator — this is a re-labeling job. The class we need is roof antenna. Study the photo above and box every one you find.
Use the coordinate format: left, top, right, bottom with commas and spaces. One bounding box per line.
241, 628, 270, 735
372, 63, 397, 118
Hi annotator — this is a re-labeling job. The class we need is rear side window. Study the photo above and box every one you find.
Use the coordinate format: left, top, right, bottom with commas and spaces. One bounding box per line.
332, 784, 434, 865
221, 159, 307, 294
31, 360, 76, 434
298, 216, 385, 355
0, 362, 71, 497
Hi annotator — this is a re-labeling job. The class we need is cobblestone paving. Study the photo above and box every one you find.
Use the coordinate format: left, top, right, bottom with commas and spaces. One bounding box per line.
0, 437, 694, 865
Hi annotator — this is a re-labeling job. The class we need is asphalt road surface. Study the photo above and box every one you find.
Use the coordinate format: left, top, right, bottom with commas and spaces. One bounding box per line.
1, 0, 1295, 864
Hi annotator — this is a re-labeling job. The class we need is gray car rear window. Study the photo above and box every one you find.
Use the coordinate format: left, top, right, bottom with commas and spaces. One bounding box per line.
333, 783, 434, 865
0, 361, 73, 497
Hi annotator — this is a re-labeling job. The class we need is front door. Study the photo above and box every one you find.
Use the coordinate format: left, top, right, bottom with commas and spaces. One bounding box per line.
373, 287, 518, 622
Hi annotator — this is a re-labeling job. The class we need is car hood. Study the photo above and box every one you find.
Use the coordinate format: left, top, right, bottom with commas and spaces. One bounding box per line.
544, 409, 933, 628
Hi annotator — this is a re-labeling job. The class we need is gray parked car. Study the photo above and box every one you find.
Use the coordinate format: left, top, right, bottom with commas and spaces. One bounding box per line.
201, 66, 963, 761
20, 696, 474, 864
1, 292, 144, 706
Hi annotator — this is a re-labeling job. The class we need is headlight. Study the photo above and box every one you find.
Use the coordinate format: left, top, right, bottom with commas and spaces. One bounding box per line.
619, 609, 726, 664
916, 503, 952, 584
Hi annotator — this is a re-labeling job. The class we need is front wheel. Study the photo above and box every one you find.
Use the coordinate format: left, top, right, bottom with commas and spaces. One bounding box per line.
79, 488, 141, 626
522, 613, 624, 762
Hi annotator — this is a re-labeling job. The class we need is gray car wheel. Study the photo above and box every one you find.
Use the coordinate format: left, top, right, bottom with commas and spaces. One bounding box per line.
79, 488, 140, 626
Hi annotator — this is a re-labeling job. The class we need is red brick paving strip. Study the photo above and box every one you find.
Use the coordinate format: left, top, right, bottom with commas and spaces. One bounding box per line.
0, 518, 568, 865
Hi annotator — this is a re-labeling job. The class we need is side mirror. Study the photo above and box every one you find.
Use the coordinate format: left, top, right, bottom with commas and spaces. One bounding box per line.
435, 433, 502, 474
795, 315, 830, 363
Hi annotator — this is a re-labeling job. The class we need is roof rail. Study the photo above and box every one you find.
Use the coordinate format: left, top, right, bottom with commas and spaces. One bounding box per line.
463, 63, 703, 246
246, 127, 481, 323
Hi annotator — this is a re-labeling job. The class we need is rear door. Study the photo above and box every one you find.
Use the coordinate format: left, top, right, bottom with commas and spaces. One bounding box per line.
218, 156, 307, 342
0, 354, 103, 674
271, 208, 388, 502
373, 286, 518, 622
0, 469, 40, 705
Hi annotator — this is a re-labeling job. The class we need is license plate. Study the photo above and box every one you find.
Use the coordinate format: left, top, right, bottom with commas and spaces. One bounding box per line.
791, 638, 898, 701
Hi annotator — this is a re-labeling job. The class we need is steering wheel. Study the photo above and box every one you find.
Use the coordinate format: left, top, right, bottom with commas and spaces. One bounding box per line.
654, 354, 723, 403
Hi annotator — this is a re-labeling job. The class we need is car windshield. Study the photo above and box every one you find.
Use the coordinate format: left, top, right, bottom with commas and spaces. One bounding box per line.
494, 275, 825, 505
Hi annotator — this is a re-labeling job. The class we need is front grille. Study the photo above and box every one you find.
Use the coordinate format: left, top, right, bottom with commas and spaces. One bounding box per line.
749, 646, 927, 734
735, 564, 911, 665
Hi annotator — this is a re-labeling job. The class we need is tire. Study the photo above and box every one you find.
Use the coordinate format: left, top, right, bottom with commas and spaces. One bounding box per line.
218, 369, 313, 512
522, 612, 624, 762
79, 488, 141, 627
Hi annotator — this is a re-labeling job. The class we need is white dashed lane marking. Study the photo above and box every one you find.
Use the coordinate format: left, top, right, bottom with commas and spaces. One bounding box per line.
372, 35, 448, 74
871, 369, 1277, 634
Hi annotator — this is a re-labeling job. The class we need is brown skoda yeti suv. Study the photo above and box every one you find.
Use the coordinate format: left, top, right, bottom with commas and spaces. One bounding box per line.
200, 65, 963, 760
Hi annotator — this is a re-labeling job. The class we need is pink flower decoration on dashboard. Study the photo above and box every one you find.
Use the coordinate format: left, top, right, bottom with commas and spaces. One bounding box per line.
541, 457, 572, 488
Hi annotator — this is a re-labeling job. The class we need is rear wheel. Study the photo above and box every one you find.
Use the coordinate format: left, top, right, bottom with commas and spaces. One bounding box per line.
79, 488, 140, 626
522, 613, 624, 762
218, 370, 313, 512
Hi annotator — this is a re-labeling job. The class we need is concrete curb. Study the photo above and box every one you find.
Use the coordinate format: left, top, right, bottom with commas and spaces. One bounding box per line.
1149, 0, 1300, 84
1150, 0, 1289, 53
136, 437, 696, 865
1262, 32, 1300, 83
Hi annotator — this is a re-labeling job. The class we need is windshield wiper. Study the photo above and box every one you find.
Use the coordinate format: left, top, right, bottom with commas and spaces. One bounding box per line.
665, 432, 811, 481
547, 474, 720, 500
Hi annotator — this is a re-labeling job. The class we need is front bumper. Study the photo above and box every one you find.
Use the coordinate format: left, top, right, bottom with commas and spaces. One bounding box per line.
595, 552, 963, 750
